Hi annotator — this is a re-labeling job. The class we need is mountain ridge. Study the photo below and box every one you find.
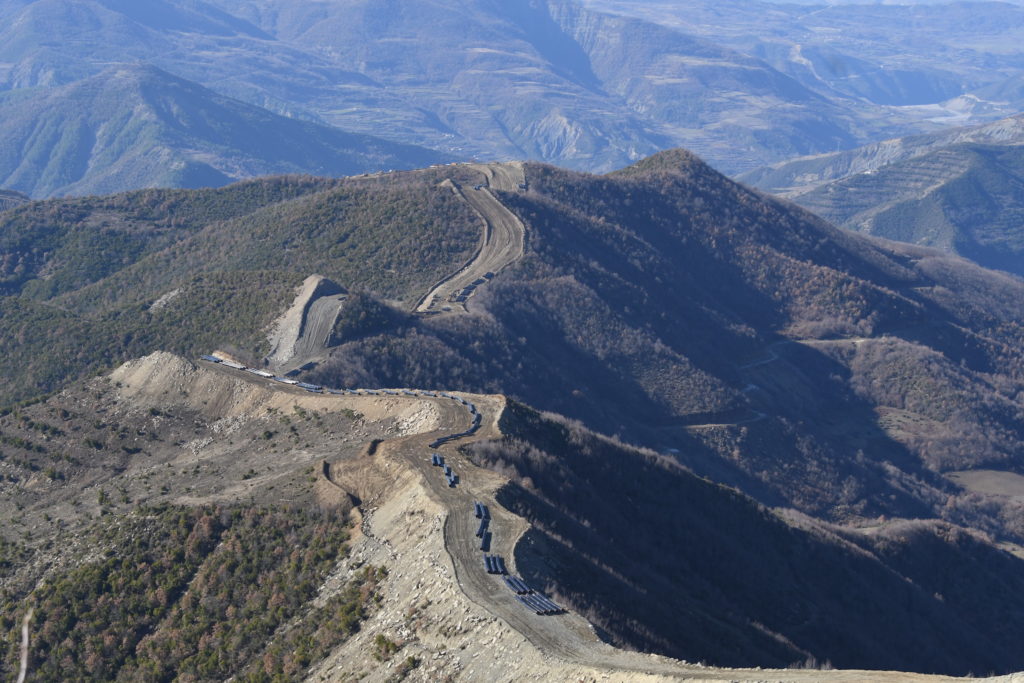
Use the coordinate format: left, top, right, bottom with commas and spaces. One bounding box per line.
0, 63, 448, 198
4, 351, 1024, 676
739, 112, 1024, 195
0, 0, 988, 180
3, 150, 1024, 676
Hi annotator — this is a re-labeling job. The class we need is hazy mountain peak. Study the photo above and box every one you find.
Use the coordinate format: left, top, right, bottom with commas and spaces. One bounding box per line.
88, 0, 270, 39
609, 147, 709, 177
0, 63, 447, 198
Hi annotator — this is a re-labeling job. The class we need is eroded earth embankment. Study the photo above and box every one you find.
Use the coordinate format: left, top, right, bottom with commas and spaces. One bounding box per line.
5, 352, 1021, 681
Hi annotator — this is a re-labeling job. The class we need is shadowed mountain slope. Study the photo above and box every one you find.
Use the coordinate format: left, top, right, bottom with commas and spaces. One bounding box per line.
467, 401, 1024, 674
3, 151, 1024, 562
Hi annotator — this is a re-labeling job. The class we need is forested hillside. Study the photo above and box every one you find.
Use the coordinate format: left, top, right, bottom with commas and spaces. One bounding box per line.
0, 352, 401, 681
466, 402, 1024, 674
0, 172, 480, 402
4, 151, 1024, 676
305, 152, 1024, 550
4, 150, 1024, 578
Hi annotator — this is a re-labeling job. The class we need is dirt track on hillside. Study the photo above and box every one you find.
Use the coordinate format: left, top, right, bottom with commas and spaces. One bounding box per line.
415, 163, 526, 314
198, 359, 1012, 682
366, 386, 998, 681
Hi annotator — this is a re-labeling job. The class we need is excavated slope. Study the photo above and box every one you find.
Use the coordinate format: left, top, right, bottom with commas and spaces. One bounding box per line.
112, 354, 1019, 683
740, 113, 1024, 196
0, 189, 28, 212
266, 274, 347, 371
416, 163, 527, 314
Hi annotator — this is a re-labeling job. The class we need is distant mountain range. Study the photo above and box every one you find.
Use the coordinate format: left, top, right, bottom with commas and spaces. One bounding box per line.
0, 64, 448, 198
583, 0, 1024, 118
1, 0, 1023, 196
741, 114, 1024, 276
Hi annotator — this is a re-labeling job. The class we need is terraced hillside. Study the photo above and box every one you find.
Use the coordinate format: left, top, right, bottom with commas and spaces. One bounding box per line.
741, 112, 1024, 196
764, 142, 1024, 277
739, 115, 1024, 276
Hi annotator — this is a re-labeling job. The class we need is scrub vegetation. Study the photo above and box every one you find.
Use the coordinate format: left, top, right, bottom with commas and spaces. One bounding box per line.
0, 505, 377, 681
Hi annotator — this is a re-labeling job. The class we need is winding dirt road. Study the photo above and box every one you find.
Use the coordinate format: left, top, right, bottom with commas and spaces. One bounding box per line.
415, 163, 527, 314
397, 416, 978, 681
201, 359, 1002, 682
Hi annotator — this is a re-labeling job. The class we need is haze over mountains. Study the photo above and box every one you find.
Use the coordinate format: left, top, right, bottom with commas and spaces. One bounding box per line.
584, 0, 1024, 118
2, 0, 1024, 196
0, 64, 448, 198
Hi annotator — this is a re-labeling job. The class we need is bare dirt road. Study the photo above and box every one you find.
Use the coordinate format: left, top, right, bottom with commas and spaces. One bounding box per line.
398, 424, 986, 681
415, 163, 526, 314
202, 360, 1013, 682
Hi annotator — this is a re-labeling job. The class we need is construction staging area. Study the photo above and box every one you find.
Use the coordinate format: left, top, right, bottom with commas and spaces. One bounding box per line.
189, 355, 1007, 683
